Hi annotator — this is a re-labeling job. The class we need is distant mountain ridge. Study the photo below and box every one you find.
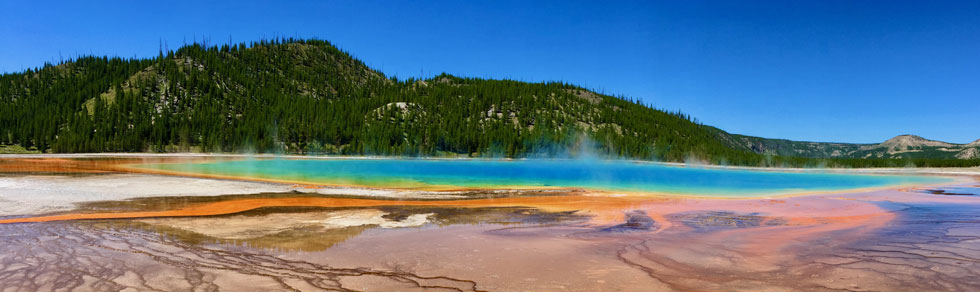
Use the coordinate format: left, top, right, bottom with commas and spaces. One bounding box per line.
721, 134, 980, 160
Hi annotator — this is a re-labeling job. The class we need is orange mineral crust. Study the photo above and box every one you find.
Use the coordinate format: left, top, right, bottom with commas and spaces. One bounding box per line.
0, 190, 893, 231
0, 158, 116, 173
0, 156, 220, 174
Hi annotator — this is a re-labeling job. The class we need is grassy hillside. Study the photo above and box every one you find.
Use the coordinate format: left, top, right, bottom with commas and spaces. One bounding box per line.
1, 38, 977, 168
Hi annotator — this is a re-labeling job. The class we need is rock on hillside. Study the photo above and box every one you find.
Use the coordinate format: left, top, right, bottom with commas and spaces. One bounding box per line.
957, 148, 979, 159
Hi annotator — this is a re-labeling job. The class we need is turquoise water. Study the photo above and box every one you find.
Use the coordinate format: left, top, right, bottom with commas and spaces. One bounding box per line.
139, 159, 951, 197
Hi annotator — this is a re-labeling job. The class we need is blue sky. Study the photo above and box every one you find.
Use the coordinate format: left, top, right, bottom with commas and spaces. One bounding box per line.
1, 0, 978, 143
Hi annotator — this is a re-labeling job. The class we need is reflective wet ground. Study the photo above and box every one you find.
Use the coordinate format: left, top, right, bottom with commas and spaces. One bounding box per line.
0, 157, 978, 291
0, 206, 580, 292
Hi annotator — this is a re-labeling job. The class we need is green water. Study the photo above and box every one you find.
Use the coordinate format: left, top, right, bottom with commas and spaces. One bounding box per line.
137, 159, 951, 197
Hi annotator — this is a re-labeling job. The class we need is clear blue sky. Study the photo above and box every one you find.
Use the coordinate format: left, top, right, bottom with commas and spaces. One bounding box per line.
2, 0, 978, 144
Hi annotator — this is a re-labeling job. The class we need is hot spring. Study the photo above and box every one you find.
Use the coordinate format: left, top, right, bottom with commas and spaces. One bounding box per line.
132, 158, 950, 197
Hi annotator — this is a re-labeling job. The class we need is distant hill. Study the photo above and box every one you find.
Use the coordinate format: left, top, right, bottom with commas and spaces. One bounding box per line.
719, 134, 980, 160
1, 38, 977, 167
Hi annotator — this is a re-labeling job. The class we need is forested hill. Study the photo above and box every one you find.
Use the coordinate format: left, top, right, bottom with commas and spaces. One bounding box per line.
1, 38, 977, 167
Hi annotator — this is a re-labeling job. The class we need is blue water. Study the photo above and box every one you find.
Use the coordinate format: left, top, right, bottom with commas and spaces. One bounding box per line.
139, 159, 951, 197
